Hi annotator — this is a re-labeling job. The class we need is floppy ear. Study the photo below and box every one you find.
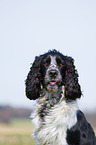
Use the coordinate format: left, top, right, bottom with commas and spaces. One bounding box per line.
25, 56, 43, 100
65, 57, 81, 100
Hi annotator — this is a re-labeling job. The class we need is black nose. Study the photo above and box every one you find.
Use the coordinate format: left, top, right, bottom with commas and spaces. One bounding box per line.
49, 70, 58, 78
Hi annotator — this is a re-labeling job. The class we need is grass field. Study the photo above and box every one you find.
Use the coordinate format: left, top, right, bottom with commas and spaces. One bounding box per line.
0, 119, 34, 145
0, 119, 96, 145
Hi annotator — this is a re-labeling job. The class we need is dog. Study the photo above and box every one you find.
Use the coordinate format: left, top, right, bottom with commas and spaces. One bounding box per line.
25, 50, 96, 145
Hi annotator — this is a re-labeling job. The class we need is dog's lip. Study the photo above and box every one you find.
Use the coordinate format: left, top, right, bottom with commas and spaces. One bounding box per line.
49, 81, 57, 85
46, 80, 61, 86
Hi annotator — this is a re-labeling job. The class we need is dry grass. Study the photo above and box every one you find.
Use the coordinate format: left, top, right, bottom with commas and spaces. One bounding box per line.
0, 119, 34, 145
0, 123, 31, 135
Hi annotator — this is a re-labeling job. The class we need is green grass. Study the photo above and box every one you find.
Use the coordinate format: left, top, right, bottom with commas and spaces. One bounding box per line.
0, 119, 34, 145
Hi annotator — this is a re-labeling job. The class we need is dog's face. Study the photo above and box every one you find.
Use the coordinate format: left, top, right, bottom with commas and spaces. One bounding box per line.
40, 54, 65, 92
26, 50, 81, 100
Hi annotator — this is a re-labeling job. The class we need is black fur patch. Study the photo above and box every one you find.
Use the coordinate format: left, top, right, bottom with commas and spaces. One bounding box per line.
67, 111, 96, 145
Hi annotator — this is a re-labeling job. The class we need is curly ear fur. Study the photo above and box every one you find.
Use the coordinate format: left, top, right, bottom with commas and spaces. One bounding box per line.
65, 57, 81, 100
25, 56, 43, 100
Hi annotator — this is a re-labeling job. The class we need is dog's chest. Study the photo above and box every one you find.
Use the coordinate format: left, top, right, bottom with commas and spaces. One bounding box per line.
32, 100, 78, 145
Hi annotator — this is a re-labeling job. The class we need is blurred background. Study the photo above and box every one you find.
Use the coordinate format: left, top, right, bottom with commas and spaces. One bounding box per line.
0, 0, 96, 145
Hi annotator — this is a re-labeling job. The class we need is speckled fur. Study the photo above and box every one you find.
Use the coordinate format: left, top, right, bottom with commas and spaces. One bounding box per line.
31, 87, 79, 145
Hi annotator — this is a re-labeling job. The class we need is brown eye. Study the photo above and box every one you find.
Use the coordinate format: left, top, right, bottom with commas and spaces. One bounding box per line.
44, 56, 51, 66
45, 62, 48, 65
60, 63, 62, 66
56, 57, 63, 66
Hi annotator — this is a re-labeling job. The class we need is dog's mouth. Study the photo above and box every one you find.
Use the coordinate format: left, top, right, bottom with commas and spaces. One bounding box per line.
46, 79, 62, 86
46, 80, 61, 92
49, 81, 57, 85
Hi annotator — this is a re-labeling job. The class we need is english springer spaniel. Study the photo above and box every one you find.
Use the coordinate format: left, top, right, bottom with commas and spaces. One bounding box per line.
25, 50, 96, 145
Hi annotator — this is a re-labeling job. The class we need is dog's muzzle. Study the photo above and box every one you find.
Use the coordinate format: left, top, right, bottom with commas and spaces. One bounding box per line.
45, 67, 62, 92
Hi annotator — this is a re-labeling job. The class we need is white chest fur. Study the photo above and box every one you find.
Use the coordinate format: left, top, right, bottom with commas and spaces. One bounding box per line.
31, 100, 79, 145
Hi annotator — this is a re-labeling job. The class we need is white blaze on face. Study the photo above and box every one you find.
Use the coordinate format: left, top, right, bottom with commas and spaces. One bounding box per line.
45, 56, 62, 92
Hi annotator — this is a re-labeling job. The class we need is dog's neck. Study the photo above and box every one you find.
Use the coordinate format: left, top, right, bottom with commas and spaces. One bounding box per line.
36, 86, 65, 121
38, 86, 64, 105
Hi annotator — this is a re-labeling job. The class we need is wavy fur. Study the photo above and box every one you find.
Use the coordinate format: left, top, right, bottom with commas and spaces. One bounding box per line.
25, 50, 96, 145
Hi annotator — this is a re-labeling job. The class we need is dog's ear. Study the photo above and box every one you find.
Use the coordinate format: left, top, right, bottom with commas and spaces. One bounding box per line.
64, 57, 82, 100
25, 56, 43, 100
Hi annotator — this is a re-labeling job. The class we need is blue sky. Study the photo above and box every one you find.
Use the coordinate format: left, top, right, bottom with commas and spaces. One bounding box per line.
0, 0, 96, 112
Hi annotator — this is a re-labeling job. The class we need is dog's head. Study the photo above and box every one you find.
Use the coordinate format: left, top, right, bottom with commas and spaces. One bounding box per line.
25, 50, 81, 100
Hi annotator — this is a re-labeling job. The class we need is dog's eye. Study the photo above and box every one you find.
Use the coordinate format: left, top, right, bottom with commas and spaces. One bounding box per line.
44, 56, 51, 66
60, 63, 63, 66
45, 62, 49, 66
56, 57, 63, 66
